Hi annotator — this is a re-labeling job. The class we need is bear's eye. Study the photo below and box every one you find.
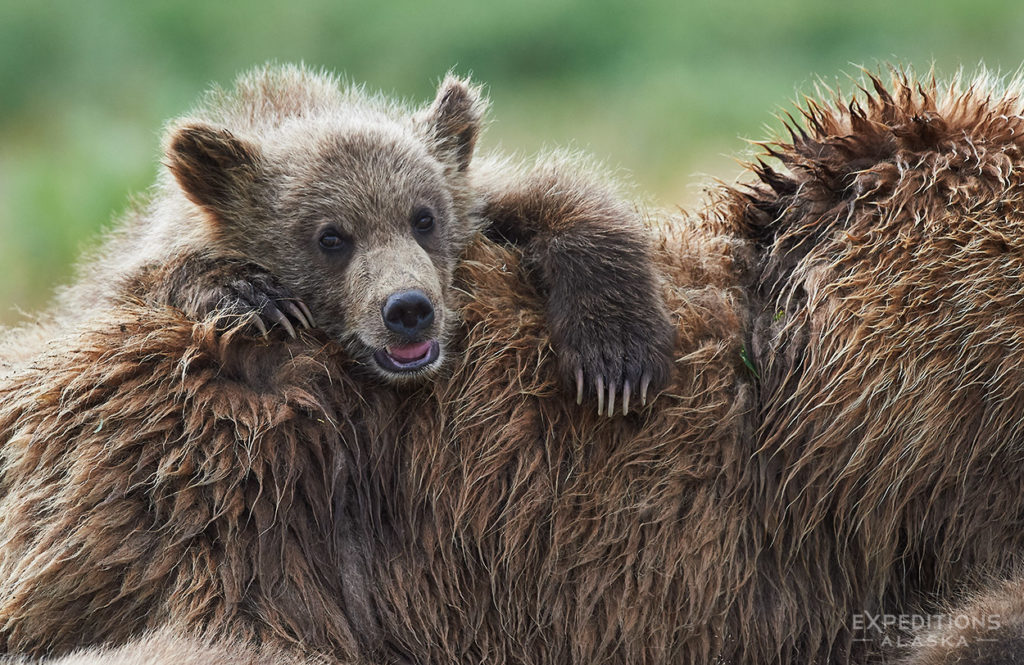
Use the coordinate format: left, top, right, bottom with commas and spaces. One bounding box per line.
318, 229, 350, 252
412, 208, 435, 234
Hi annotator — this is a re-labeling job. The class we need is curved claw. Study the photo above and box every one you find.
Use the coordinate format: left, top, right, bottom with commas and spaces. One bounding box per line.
640, 373, 651, 406
265, 304, 297, 339
575, 368, 584, 405
252, 314, 269, 339
279, 300, 311, 330
622, 381, 631, 415
607, 381, 616, 418
596, 376, 604, 417
294, 299, 316, 327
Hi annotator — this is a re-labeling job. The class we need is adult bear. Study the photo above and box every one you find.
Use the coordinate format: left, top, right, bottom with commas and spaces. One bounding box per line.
365, 71, 1024, 665
745, 70, 1024, 662
3, 70, 1024, 665
0, 219, 750, 665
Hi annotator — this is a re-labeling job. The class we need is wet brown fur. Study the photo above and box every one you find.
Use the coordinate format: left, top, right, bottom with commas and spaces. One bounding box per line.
4, 69, 1024, 664
741, 69, 1024, 662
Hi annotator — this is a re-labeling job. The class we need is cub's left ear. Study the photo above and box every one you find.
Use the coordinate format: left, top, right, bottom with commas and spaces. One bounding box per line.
418, 74, 488, 172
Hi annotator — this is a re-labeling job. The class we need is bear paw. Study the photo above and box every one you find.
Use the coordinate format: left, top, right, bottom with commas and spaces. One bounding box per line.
208, 271, 315, 339
553, 307, 674, 417
168, 259, 316, 339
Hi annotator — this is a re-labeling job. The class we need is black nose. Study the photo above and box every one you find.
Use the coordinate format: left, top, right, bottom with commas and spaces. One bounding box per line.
382, 290, 435, 338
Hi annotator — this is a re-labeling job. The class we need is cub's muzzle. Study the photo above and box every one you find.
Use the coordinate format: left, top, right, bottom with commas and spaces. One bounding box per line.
382, 290, 435, 338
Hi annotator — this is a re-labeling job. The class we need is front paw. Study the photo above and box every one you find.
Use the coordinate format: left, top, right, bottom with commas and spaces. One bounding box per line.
183, 263, 316, 339
552, 306, 674, 417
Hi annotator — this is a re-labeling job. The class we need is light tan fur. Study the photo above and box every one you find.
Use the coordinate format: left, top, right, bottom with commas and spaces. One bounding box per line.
2, 626, 332, 665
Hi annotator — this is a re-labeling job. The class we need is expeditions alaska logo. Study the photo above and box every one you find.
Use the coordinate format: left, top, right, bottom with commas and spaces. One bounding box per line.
852, 612, 1002, 648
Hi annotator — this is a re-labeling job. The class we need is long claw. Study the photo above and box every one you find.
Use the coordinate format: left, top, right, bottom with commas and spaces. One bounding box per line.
295, 300, 316, 327
622, 381, 631, 415
253, 315, 269, 339
596, 376, 604, 416
641, 373, 651, 406
280, 300, 311, 329
607, 381, 616, 418
266, 305, 297, 339
575, 368, 584, 405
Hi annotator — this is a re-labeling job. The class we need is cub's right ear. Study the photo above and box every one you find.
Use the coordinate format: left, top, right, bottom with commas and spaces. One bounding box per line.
418, 75, 488, 172
165, 122, 263, 224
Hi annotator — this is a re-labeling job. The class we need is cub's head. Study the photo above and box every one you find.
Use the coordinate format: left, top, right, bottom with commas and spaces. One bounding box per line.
164, 72, 486, 382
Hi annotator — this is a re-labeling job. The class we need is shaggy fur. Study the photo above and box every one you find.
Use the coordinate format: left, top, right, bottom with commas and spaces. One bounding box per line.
742, 70, 1024, 662
4, 69, 1024, 665
0, 219, 752, 662
0, 65, 676, 661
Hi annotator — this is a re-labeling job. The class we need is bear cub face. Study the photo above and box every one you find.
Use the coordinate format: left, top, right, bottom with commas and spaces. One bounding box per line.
166, 77, 484, 381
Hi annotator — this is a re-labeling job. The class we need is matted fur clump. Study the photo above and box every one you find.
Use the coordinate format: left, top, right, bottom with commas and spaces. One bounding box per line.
4, 69, 1024, 665
0, 308, 383, 659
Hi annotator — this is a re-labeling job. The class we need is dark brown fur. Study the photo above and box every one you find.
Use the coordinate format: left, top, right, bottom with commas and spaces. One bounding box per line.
4, 69, 1024, 665
0, 313, 378, 659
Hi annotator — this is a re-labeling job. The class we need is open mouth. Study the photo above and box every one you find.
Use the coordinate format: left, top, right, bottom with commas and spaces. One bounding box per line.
373, 340, 440, 373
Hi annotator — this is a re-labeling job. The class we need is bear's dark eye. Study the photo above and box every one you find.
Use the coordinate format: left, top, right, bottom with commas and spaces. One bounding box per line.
318, 229, 350, 252
412, 208, 435, 234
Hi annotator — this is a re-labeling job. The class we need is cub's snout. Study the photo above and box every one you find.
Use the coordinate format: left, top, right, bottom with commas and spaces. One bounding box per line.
372, 289, 442, 376
382, 290, 435, 338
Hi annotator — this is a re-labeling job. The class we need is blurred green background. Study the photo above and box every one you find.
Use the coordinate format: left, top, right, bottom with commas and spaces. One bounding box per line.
2, 0, 1024, 323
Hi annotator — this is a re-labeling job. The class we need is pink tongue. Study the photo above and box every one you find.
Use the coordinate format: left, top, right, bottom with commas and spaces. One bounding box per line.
388, 341, 432, 362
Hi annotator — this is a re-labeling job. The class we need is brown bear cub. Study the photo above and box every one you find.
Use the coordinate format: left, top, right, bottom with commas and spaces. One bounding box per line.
64, 65, 673, 411
0, 66, 678, 661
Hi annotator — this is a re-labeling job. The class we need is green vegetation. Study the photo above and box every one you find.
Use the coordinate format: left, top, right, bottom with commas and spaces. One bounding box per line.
2, 0, 1023, 322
